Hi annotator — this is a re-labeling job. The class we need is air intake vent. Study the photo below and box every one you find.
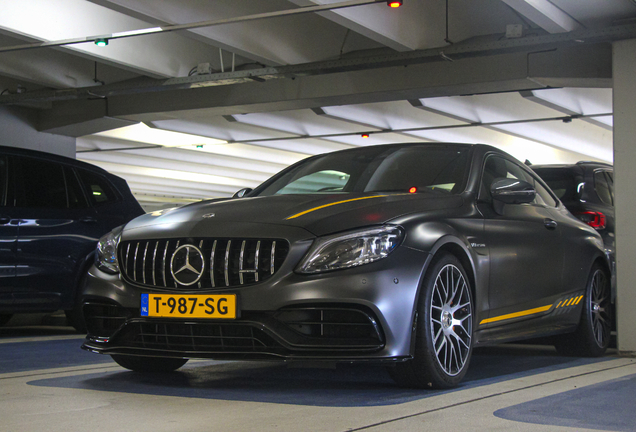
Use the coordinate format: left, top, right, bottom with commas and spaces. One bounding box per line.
119, 238, 289, 290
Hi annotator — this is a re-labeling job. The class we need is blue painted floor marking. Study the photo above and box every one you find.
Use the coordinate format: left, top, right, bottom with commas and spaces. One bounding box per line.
494, 373, 636, 431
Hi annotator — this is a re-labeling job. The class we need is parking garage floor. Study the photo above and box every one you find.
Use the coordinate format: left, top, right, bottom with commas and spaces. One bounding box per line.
1, 313, 635, 432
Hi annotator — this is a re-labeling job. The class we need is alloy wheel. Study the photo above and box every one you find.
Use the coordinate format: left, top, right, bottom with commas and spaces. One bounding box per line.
590, 269, 611, 348
430, 264, 473, 376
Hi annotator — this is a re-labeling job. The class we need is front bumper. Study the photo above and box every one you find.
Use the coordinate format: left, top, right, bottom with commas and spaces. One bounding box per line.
81, 245, 430, 362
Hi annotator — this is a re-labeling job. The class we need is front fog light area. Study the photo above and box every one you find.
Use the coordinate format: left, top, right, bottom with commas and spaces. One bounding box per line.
96, 225, 123, 274
297, 226, 403, 274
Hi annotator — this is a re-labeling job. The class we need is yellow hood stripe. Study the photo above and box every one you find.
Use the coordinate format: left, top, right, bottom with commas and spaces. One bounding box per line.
286, 195, 387, 220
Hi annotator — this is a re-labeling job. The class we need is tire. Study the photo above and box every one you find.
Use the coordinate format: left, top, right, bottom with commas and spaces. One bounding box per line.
0, 314, 13, 326
555, 264, 611, 357
389, 253, 474, 389
111, 354, 188, 372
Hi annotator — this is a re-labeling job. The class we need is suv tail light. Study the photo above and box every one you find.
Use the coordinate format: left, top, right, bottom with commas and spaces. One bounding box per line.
575, 211, 606, 229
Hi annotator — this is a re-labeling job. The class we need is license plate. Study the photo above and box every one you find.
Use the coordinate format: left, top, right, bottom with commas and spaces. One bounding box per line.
140, 293, 237, 319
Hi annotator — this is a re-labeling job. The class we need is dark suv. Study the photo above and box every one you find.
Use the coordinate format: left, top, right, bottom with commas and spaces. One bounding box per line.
532, 162, 615, 297
0, 145, 144, 330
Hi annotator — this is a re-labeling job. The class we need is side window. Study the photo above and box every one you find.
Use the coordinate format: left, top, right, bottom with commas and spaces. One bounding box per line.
480, 155, 556, 207
594, 171, 612, 205
77, 169, 119, 206
603, 171, 614, 205
64, 167, 88, 209
15, 157, 68, 208
532, 180, 558, 207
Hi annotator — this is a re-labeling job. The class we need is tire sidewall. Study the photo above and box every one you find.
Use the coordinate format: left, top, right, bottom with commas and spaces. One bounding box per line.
415, 252, 474, 388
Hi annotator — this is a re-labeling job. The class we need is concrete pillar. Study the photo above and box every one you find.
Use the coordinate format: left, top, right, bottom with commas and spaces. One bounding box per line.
613, 39, 636, 355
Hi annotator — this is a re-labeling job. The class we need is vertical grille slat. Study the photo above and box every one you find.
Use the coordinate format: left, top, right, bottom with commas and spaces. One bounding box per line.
224, 240, 232, 287
254, 240, 261, 283
162, 241, 169, 287
239, 240, 246, 285
142, 242, 149, 285
210, 240, 217, 288
152, 242, 158, 286
133, 242, 140, 281
271, 241, 276, 275
119, 237, 288, 290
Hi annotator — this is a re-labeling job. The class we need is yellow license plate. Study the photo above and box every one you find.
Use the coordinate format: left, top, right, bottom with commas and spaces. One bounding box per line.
141, 293, 237, 319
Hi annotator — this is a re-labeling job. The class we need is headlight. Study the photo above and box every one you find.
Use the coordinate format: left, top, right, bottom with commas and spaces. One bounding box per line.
296, 226, 403, 274
96, 225, 124, 274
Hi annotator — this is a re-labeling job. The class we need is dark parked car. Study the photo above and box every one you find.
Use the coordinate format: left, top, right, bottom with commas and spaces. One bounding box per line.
532, 162, 615, 299
0, 145, 144, 330
81, 143, 611, 388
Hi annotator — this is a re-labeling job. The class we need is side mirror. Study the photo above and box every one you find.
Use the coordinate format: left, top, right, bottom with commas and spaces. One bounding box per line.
233, 188, 253, 198
490, 178, 535, 204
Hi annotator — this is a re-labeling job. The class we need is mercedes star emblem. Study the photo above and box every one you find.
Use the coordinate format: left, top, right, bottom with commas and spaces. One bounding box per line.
170, 244, 205, 286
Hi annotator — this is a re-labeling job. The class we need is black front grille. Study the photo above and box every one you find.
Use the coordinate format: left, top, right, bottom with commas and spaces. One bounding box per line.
275, 307, 383, 344
119, 238, 289, 290
117, 321, 281, 353
83, 302, 130, 337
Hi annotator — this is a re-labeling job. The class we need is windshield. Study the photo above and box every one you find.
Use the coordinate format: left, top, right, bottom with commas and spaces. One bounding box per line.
256, 145, 471, 196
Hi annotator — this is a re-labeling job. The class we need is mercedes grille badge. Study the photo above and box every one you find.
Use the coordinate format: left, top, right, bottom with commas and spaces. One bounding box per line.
170, 244, 205, 286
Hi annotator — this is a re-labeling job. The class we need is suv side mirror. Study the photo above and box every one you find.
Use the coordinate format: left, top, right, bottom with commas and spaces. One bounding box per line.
491, 178, 535, 204
233, 188, 253, 198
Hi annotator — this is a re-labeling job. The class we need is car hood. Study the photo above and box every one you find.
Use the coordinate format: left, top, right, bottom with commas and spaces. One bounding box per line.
124, 193, 463, 238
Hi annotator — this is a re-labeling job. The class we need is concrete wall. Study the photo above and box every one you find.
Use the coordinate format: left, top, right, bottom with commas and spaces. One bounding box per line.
613, 38, 636, 355
0, 105, 75, 158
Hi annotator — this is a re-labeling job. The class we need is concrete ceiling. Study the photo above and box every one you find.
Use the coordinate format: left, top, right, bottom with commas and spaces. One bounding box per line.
0, 0, 634, 210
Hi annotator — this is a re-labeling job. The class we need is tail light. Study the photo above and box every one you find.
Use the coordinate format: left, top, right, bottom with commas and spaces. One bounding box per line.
575, 211, 606, 229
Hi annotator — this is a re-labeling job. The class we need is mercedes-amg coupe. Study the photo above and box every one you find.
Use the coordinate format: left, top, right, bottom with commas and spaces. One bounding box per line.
81, 143, 611, 388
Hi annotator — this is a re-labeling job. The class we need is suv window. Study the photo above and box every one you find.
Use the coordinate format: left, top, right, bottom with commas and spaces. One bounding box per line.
64, 167, 89, 209
594, 171, 613, 205
77, 169, 119, 206
15, 157, 68, 208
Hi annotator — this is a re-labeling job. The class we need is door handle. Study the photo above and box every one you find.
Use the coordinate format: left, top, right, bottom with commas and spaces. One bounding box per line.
544, 219, 558, 230
80, 217, 98, 223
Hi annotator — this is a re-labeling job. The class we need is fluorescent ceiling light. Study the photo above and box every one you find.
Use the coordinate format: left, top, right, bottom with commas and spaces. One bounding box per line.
94, 123, 227, 148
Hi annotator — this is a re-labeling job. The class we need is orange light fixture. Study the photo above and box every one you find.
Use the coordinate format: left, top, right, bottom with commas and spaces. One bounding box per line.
361, 133, 370, 138
387, 1, 403, 8
409, 187, 417, 193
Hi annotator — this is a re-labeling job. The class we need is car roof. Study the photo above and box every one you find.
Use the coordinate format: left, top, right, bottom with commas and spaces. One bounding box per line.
0, 145, 115, 177
532, 161, 613, 170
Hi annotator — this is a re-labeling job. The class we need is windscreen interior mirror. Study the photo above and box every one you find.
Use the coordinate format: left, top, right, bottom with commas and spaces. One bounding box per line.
233, 188, 253, 198
490, 178, 536, 204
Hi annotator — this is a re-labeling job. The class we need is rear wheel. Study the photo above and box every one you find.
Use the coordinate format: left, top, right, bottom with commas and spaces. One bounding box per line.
111, 354, 188, 372
389, 253, 473, 389
555, 264, 611, 357
0, 314, 13, 326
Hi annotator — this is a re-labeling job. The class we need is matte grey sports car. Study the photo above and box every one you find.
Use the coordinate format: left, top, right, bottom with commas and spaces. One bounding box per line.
81, 143, 611, 388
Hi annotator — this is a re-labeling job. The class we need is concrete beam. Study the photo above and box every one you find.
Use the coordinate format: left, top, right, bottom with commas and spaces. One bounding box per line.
37, 42, 612, 132
501, 0, 580, 33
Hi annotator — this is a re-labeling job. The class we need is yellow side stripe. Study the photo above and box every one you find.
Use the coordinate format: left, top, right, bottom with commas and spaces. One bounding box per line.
556, 301, 563, 308
286, 195, 387, 220
575, 296, 583, 304
566, 298, 574, 306
480, 305, 552, 325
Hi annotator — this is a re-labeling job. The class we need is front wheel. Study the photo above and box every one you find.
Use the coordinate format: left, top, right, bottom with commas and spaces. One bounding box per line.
555, 264, 611, 357
389, 253, 474, 389
111, 354, 188, 372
